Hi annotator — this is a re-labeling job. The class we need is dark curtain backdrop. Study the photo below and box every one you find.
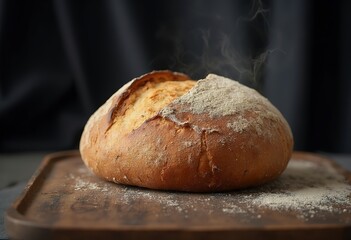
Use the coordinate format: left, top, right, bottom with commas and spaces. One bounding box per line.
0, 0, 350, 153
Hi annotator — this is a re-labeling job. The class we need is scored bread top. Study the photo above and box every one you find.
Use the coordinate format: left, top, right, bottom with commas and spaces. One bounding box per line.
109, 79, 195, 135
80, 71, 191, 149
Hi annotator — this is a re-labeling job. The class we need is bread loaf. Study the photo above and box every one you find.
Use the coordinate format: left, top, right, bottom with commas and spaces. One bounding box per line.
80, 70, 293, 192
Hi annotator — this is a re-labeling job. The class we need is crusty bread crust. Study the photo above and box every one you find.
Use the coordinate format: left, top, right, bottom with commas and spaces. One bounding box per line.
80, 70, 293, 192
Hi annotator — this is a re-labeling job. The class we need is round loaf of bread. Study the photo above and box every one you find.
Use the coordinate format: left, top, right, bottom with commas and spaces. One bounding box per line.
80, 70, 293, 192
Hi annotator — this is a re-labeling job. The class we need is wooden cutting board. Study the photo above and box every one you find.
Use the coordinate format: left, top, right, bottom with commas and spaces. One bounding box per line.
5, 151, 351, 240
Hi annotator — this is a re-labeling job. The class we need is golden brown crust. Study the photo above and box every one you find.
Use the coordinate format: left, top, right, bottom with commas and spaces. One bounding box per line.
80, 71, 293, 192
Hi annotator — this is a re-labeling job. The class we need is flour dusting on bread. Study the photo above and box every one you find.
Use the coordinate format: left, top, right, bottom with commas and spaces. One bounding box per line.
161, 74, 288, 137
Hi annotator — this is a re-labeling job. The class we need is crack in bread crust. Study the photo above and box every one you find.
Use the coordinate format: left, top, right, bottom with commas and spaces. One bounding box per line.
105, 77, 195, 137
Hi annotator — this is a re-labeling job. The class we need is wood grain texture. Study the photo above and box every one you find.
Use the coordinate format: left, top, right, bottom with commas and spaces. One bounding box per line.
5, 151, 351, 240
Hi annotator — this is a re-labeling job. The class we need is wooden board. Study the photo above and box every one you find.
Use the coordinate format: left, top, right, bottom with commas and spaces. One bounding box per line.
5, 151, 351, 240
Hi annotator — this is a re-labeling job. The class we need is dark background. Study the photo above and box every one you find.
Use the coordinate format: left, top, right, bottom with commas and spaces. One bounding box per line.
0, 0, 350, 153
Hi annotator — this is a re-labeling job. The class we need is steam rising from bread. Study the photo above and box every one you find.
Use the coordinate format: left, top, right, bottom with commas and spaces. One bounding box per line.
155, 0, 273, 90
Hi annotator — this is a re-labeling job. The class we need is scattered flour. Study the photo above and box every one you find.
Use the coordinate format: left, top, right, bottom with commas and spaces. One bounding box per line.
246, 160, 351, 218
70, 159, 351, 221
69, 167, 109, 192
74, 178, 109, 192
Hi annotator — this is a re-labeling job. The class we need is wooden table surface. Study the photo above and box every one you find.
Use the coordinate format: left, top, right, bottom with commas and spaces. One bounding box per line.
3, 151, 351, 240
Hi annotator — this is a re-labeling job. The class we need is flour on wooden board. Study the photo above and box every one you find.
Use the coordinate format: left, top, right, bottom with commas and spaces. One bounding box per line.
70, 158, 351, 220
